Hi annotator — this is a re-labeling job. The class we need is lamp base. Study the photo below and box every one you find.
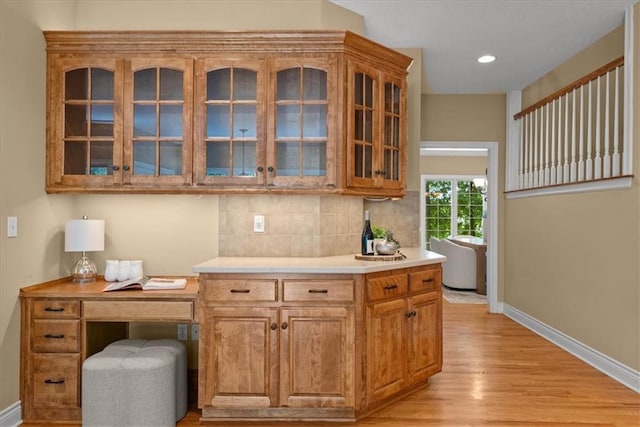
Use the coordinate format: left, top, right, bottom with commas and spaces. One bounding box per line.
71, 254, 97, 284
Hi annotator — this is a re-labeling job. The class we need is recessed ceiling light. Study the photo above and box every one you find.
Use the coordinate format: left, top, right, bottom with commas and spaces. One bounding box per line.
477, 55, 496, 64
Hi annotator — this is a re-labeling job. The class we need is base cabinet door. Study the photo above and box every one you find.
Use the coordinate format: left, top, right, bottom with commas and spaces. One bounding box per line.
280, 307, 355, 408
407, 291, 442, 385
201, 307, 278, 408
366, 298, 407, 403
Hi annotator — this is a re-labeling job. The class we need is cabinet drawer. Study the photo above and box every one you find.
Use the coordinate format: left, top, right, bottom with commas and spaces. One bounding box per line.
32, 300, 80, 318
83, 300, 193, 321
202, 280, 277, 302
409, 268, 441, 294
367, 274, 408, 302
283, 280, 354, 302
31, 320, 80, 353
32, 353, 79, 409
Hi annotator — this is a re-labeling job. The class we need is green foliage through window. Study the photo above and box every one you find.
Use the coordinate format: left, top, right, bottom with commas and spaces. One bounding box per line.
425, 179, 484, 249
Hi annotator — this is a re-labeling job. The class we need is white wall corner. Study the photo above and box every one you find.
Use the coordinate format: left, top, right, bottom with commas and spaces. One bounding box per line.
506, 90, 522, 192
0, 401, 22, 427
503, 304, 640, 393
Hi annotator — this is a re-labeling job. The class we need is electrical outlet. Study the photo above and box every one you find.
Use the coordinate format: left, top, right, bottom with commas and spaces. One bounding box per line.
177, 324, 188, 341
7, 216, 17, 238
191, 324, 199, 341
253, 215, 265, 232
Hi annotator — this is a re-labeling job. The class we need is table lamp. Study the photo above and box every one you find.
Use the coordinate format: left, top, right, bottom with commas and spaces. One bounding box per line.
65, 216, 105, 283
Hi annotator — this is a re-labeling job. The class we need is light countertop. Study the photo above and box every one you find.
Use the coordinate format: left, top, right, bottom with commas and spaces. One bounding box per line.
193, 247, 446, 274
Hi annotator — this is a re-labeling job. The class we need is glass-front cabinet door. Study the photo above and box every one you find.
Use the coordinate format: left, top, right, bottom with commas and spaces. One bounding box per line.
267, 58, 336, 188
347, 61, 406, 193
124, 58, 193, 187
194, 59, 265, 186
47, 57, 123, 188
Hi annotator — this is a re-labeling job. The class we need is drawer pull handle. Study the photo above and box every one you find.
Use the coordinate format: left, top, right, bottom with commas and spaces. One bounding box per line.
44, 379, 65, 384
230, 289, 250, 293
383, 284, 398, 290
308, 289, 328, 294
422, 278, 434, 283
281, 322, 288, 330
44, 334, 65, 339
44, 307, 64, 312
270, 323, 278, 331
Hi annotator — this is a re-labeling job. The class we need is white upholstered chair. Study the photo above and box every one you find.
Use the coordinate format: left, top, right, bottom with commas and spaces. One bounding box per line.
429, 236, 442, 253
439, 239, 477, 290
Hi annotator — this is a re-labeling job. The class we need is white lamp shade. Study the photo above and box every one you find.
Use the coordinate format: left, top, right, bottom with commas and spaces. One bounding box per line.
65, 219, 105, 252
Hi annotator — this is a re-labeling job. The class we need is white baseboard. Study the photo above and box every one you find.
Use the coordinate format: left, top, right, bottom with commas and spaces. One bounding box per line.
503, 304, 640, 393
0, 401, 22, 427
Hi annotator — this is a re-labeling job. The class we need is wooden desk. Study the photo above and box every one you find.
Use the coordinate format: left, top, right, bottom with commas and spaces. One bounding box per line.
447, 236, 487, 295
19, 277, 198, 424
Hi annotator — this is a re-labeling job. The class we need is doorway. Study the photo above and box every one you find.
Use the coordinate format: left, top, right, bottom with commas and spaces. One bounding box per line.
419, 141, 499, 313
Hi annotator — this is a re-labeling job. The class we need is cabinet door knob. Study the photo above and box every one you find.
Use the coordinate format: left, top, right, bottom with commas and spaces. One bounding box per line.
270, 322, 278, 331
112, 165, 120, 171
405, 312, 412, 318
122, 165, 130, 171
267, 166, 274, 172
281, 322, 288, 330
257, 166, 264, 172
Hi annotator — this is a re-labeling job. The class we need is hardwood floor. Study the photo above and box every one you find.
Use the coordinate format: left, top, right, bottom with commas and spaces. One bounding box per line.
23, 300, 639, 426
176, 301, 639, 426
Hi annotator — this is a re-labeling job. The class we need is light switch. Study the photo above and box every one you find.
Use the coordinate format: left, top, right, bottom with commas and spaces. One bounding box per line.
7, 216, 17, 238
253, 215, 265, 232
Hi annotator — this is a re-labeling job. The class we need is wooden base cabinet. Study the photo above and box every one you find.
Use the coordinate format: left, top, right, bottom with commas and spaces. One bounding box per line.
197, 265, 442, 422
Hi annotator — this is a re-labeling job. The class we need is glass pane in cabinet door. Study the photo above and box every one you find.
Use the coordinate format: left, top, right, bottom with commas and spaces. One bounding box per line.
365, 110, 373, 142
160, 68, 183, 101
303, 142, 326, 176
364, 145, 372, 177
91, 69, 113, 100
276, 141, 300, 176
364, 75, 373, 108
392, 151, 399, 180
233, 105, 256, 138
234, 68, 257, 101
65, 68, 88, 100
384, 83, 392, 112
90, 141, 113, 176
384, 150, 391, 180
91, 104, 113, 137
65, 105, 87, 137
277, 105, 300, 138
232, 141, 256, 177
354, 110, 363, 141
384, 116, 392, 146
277, 68, 300, 101
159, 105, 183, 137
393, 85, 400, 114
64, 141, 87, 174
159, 141, 182, 175
355, 144, 363, 177
354, 73, 363, 105
207, 105, 230, 137
134, 105, 156, 137
134, 68, 156, 101
303, 68, 326, 100
133, 141, 156, 175
206, 141, 230, 176
207, 68, 230, 101
392, 117, 400, 148
302, 105, 326, 138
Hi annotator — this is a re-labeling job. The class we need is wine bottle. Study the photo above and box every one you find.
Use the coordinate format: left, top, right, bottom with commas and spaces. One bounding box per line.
361, 210, 375, 255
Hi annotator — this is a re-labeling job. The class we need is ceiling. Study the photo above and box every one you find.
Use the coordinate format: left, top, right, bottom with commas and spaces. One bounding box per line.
330, 0, 636, 94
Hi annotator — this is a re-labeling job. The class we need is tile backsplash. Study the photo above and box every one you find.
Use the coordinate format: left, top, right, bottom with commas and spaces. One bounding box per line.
218, 192, 420, 257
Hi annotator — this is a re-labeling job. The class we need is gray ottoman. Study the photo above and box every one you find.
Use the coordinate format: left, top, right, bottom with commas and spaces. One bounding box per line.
82, 339, 187, 426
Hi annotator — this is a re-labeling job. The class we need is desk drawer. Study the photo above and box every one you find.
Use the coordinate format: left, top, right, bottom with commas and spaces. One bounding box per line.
32, 300, 80, 319
201, 279, 277, 302
283, 280, 354, 302
31, 320, 80, 353
367, 274, 408, 302
32, 353, 79, 409
83, 300, 193, 321
409, 267, 441, 294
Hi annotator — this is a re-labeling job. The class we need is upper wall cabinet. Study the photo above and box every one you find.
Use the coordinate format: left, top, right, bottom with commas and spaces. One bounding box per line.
44, 31, 412, 197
